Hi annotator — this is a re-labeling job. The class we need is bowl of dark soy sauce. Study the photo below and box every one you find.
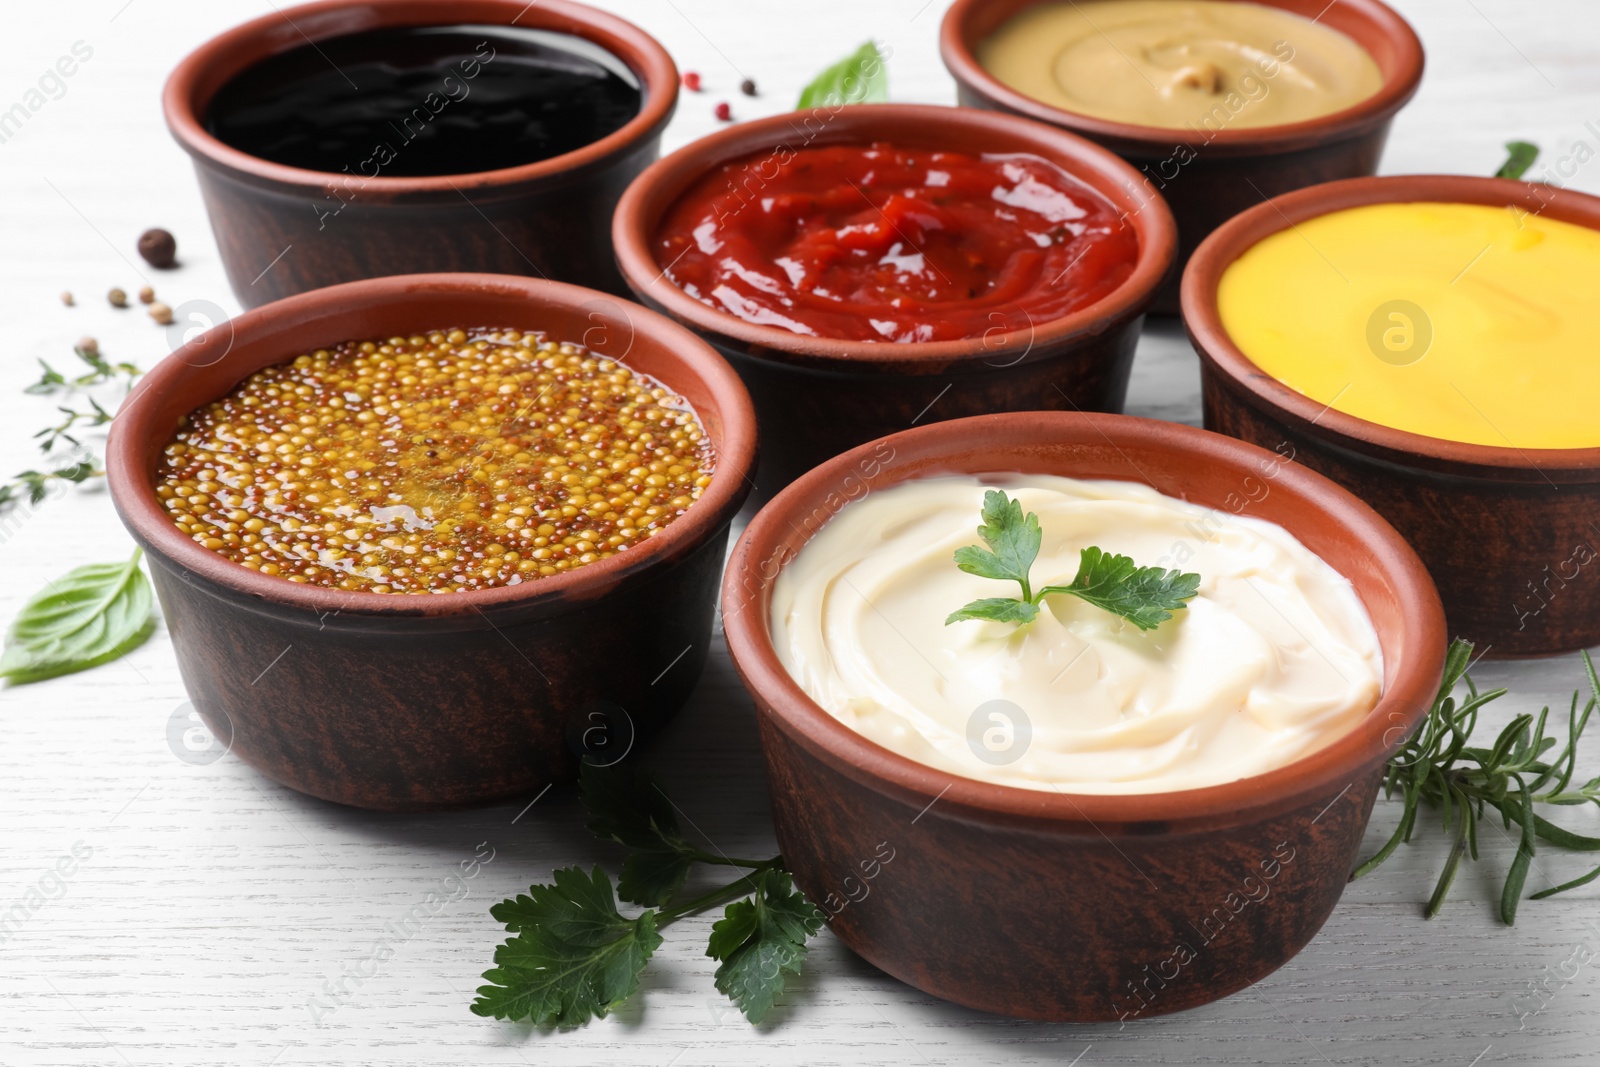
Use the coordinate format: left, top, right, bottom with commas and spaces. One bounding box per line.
165, 0, 678, 308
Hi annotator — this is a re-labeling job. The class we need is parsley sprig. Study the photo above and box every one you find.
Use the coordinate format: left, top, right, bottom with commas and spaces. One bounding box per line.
945, 489, 1200, 631
472, 760, 824, 1028
1355, 638, 1600, 923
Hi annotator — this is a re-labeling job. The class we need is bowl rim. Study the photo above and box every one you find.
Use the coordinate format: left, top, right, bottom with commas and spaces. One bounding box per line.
938, 0, 1425, 154
162, 0, 678, 197
106, 272, 757, 619
722, 411, 1446, 830
1183, 173, 1600, 478
611, 103, 1177, 368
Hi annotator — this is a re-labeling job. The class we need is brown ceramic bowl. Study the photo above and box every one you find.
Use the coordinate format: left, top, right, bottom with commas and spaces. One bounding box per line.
164, 0, 677, 309
1184, 174, 1600, 657
106, 274, 754, 811
722, 411, 1444, 1022
613, 104, 1176, 500
941, 0, 1424, 312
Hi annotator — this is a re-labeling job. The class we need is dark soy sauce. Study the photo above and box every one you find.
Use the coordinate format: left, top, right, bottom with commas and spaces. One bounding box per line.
204, 25, 642, 177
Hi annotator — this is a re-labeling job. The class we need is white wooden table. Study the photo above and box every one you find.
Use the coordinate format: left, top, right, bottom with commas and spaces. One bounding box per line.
3, 1, 1599, 1063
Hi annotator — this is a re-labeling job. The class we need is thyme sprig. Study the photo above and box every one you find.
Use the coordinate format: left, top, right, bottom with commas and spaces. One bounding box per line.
2, 341, 136, 516
1354, 638, 1600, 923
34, 397, 112, 453
26, 343, 140, 396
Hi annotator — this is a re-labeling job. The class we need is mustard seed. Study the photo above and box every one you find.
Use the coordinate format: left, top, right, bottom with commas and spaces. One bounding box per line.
159, 328, 714, 594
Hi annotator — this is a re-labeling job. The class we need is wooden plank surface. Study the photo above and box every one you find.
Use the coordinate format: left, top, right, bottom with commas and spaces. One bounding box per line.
2, 1, 1598, 1063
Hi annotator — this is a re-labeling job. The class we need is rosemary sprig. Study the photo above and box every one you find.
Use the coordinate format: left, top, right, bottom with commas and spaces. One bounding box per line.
1354, 638, 1600, 923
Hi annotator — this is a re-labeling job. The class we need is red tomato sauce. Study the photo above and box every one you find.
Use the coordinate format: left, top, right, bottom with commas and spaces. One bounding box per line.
652, 142, 1141, 343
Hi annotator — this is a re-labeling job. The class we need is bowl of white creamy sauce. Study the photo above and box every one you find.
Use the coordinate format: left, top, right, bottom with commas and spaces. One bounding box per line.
770, 474, 1382, 793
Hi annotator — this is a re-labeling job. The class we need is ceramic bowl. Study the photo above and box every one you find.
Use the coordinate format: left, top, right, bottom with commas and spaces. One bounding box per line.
164, 0, 677, 308
1184, 174, 1600, 657
612, 104, 1176, 500
941, 0, 1424, 312
722, 411, 1444, 1021
106, 274, 755, 811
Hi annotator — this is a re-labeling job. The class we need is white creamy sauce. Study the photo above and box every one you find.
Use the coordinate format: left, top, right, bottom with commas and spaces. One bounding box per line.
769, 474, 1383, 794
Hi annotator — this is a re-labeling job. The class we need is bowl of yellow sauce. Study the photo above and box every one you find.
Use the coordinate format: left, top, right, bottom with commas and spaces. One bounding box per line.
940, 0, 1424, 311
1183, 174, 1600, 656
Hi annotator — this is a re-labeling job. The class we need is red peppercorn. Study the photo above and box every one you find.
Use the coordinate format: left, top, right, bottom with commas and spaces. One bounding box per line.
713, 101, 732, 122
682, 71, 702, 91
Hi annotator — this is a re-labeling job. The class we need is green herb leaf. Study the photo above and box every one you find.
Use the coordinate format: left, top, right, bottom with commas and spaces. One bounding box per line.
945, 597, 1040, 627
473, 866, 662, 1026
945, 491, 1199, 632
1037, 547, 1203, 632
580, 760, 694, 906
708, 869, 825, 1024
1355, 640, 1600, 923
25, 360, 65, 395
796, 41, 888, 110
1495, 141, 1539, 180
953, 489, 1041, 588
0, 548, 153, 685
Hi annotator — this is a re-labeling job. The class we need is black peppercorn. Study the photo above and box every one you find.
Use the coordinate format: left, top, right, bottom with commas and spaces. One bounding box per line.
740, 78, 757, 97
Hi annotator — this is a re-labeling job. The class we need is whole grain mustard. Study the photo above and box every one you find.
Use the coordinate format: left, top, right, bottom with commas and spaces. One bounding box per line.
158, 329, 712, 593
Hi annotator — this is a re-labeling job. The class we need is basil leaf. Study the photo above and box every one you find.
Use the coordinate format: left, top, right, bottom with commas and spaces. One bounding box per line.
796, 41, 888, 109
0, 548, 154, 685
1495, 141, 1539, 180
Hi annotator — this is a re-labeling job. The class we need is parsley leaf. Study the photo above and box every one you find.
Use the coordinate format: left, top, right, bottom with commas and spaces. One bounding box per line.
944, 597, 1040, 627
473, 866, 662, 1026
707, 869, 825, 1024
474, 764, 828, 1032
945, 490, 1199, 632
581, 760, 693, 906
1037, 546, 1203, 632
953, 489, 1041, 593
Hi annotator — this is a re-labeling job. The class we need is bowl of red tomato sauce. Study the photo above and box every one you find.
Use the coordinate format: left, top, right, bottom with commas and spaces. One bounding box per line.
613, 104, 1176, 497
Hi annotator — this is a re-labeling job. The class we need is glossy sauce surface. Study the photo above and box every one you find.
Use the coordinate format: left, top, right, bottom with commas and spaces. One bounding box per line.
1219, 202, 1600, 449
654, 143, 1140, 343
158, 329, 711, 594
204, 25, 641, 176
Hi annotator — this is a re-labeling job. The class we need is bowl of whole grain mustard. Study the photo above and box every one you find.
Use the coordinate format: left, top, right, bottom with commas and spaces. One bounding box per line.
106, 274, 754, 810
